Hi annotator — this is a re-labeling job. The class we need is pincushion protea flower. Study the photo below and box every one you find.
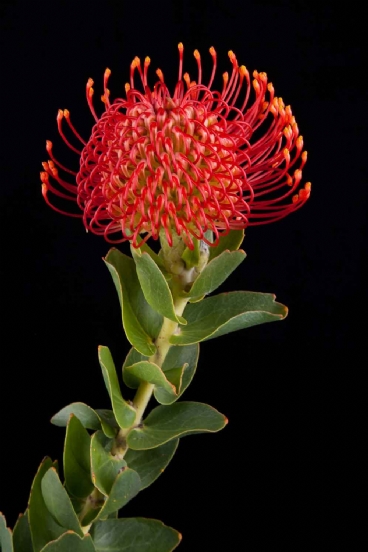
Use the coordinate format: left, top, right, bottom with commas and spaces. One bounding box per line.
41, 44, 311, 249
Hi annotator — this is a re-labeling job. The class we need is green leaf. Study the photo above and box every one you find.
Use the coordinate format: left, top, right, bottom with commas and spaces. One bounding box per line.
131, 248, 186, 325
91, 518, 181, 552
95, 410, 119, 438
28, 458, 65, 552
123, 347, 147, 371
127, 402, 227, 450
0, 512, 13, 552
41, 468, 83, 536
91, 431, 127, 497
64, 415, 94, 499
170, 291, 288, 345
51, 403, 100, 430
94, 469, 141, 520
40, 532, 96, 552
104, 248, 163, 356
98, 346, 136, 429
124, 361, 177, 404
123, 345, 198, 405
209, 229, 244, 260
125, 440, 179, 490
156, 344, 199, 405
187, 250, 246, 300
13, 513, 32, 552
136, 240, 166, 271
51, 403, 118, 438
181, 237, 200, 269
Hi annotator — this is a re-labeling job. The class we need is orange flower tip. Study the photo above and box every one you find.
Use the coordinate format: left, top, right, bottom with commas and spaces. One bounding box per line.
287, 174, 293, 186
130, 59, 137, 69
46, 140, 52, 150
259, 71, 267, 81
252, 79, 260, 92
125, 83, 131, 93
134, 56, 141, 65
41, 183, 47, 196
302, 150, 308, 161
87, 78, 94, 87
296, 136, 304, 149
104, 68, 111, 77
267, 82, 274, 92
253, 69, 259, 78
156, 68, 164, 81
183, 73, 190, 86
223, 71, 229, 82
101, 95, 106, 103
193, 49, 200, 60
42, 161, 48, 170
57, 109, 64, 120
209, 46, 216, 56
89, 87, 94, 97
228, 50, 235, 60
239, 65, 248, 77
305, 182, 312, 192
294, 169, 302, 179
292, 194, 299, 204
144, 56, 151, 65
178, 42, 184, 52
63, 109, 70, 118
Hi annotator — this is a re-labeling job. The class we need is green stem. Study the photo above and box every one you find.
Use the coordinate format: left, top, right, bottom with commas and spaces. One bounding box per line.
111, 296, 188, 459
79, 487, 105, 534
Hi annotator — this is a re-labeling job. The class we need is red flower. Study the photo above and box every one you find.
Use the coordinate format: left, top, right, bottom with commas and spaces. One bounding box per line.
41, 44, 310, 248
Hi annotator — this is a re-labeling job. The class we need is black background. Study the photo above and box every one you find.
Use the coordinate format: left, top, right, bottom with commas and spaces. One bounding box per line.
0, 0, 365, 549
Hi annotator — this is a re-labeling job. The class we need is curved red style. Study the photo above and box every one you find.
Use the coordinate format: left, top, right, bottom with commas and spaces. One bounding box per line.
41, 44, 311, 248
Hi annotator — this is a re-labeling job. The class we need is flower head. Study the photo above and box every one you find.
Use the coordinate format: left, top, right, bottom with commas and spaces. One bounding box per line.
41, 44, 310, 248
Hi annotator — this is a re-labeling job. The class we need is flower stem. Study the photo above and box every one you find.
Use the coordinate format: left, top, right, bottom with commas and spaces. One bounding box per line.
79, 487, 105, 534
111, 296, 188, 460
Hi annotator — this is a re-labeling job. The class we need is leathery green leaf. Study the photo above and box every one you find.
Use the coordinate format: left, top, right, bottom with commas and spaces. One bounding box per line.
155, 344, 199, 405
127, 402, 227, 450
90, 431, 126, 497
64, 415, 93, 499
90, 518, 181, 552
125, 439, 179, 490
0, 513, 13, 552
123, 345, 198, 405
170, 291, 288, 345
51, 402, 118, 438
28, 458, 65, 552
131, 248, 186, 325
94, 469, 141, 521
124, 361, 177, 404
13, 513, 32, 552
209, 229, 244, 260
41, 468, 83, 536
187, 250, 246, 300
39, 532, 96, 552
104, 248, 162, 356
98, 346, 136, 429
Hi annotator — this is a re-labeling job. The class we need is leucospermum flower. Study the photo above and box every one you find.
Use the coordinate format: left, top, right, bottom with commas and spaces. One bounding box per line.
41, 44, 311, 249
